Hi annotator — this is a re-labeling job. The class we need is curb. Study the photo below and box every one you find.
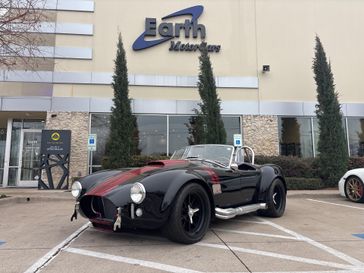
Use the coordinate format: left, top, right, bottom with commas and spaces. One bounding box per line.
0, 195, 73, 205
287, 190, 340, 199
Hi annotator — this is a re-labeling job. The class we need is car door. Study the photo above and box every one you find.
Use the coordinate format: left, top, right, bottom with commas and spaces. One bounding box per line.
212, 167, 260, 208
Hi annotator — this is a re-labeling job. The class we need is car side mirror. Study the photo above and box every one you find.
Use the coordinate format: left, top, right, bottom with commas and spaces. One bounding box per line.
230, 163, 239, 171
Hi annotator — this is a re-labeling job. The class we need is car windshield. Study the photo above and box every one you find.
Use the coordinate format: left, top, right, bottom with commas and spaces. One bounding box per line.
171, 145, 234, 167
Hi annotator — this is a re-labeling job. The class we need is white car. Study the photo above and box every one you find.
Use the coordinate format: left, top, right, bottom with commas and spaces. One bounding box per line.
338, 168, 364, 203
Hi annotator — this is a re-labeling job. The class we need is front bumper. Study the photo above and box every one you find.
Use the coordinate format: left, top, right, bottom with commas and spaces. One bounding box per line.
72, 194, 167, 231
338, 177, 346, 197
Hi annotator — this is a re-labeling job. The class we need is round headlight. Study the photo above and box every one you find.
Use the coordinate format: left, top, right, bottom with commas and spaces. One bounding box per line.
71, 181, 82, 198
130, 182, 146, 204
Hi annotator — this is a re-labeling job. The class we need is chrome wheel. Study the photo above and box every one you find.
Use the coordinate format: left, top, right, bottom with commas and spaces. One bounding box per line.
345, 176, 364, 202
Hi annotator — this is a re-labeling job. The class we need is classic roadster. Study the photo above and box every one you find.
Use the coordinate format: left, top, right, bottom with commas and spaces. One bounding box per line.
71, 144, 286, 244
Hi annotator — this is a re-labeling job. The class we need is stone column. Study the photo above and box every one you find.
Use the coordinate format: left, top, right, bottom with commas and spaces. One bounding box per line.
44, 112, 89, 186
242, 115, 279, 156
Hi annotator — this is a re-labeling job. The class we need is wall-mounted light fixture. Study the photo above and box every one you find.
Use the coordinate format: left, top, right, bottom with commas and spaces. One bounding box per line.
262, 65, 270, 73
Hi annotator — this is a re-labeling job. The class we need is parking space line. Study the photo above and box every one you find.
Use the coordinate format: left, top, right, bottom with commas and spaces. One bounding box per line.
233, 219, 270, 225
197, 242, 357, 270
307, 199, 364, 211
251, 271, 360, 273
65, 247, 203, 273
212, 271, 360, 273
256, 217, 364, 268
213, 228, 299, 240
23, 222, 90, 273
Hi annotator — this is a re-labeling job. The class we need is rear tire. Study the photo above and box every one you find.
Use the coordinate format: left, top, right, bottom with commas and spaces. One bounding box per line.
259, 179, 286, 217
164, 183, 211, 244
345, 176, 364, 203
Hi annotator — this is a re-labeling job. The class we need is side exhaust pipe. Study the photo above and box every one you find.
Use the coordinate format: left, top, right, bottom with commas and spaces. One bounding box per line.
215, 203, 267, 220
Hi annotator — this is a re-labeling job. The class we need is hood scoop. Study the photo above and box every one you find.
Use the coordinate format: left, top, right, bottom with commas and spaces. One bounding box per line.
147, 161, 165, 167
147, 160, 187, 167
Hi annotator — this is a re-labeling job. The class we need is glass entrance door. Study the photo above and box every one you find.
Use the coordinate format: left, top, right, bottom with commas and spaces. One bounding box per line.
17, 129, 42, 187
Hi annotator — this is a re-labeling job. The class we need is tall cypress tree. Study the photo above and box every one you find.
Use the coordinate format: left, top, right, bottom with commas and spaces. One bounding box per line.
313, 36, 348, 186
193, 48, 226, 144
104, 34, 139, 168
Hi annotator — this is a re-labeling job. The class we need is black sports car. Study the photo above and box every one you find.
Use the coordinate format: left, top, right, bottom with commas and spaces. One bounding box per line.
71, 144, 286, 244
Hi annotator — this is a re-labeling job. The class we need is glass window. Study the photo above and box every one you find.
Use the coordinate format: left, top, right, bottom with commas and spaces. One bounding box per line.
23, 120, 45, 130
222, 116, 241, 146
347, 118, 364, 156
313, 118, 319, 156
90, 114, 241, 172
168, 116, 241, 155
9, 120, 22, 167
90, 114, 111, 166
137, 115, 167, 156
0, 128, 6, 185
279, 117, 313, 157
169, 116, 191, 154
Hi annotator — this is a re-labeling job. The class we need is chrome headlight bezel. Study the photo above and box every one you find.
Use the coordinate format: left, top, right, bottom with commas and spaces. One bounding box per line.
130, 182, 146, 204
71, 181, 82, 198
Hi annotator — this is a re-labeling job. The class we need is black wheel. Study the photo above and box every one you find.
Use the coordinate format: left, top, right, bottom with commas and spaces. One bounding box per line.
164, 183, 211, 244
345, 176, 364, 203
259, 179, 286, 217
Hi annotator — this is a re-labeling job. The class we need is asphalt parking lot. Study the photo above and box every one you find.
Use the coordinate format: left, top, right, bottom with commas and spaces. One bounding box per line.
1, 190, 363, 273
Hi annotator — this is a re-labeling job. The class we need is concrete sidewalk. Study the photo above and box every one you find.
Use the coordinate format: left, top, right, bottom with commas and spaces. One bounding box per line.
0, 188, 73, 205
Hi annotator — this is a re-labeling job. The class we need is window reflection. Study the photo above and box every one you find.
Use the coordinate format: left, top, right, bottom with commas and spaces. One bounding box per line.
137, 116, 167, 156
347, 118, 364, 156
90, 114, 242, 172
90, 114, 111, 166
279, 117, 313, 157
222, 116, 241, 146
169, 116, 191, 154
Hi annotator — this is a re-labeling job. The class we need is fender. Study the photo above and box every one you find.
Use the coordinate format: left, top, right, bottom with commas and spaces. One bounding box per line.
258, 164, 286, 201
135, 168, 213, 212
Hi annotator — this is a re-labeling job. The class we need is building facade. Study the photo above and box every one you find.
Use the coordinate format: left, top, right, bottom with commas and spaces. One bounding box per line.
1, 0, 364, 187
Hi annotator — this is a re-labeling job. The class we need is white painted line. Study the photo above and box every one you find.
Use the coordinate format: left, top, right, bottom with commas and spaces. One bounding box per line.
256, 217, 364, 268
23, 222, 90, 273
211, 271, 361, 273
251, 271, 362, 273
65, 247, 202, 273
233, 219, 270, 225
307, 198, 364, 211
213, 228, 299, 240
197, 242, 356, 270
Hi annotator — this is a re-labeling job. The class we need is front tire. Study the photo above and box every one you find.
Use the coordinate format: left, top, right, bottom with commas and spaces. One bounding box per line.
164, 183, 211, 244
345, 176, 364, 203
259, 179, 286, 217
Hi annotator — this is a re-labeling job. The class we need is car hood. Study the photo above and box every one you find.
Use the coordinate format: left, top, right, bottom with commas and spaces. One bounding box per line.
85, 160, 189, 197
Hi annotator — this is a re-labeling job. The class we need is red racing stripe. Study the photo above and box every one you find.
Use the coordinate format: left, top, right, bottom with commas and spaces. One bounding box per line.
86, 160, 187, 196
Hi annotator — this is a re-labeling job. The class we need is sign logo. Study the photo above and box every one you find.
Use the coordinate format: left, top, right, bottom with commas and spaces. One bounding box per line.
133, 5, 221, 53
51, 132, 60, 141
88, 134, 97, 152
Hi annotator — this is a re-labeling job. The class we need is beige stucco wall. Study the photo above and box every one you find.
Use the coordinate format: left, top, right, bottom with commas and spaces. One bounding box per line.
255, 0, 364, 103
49, 0, 364, 104
1, 0, 363, 105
